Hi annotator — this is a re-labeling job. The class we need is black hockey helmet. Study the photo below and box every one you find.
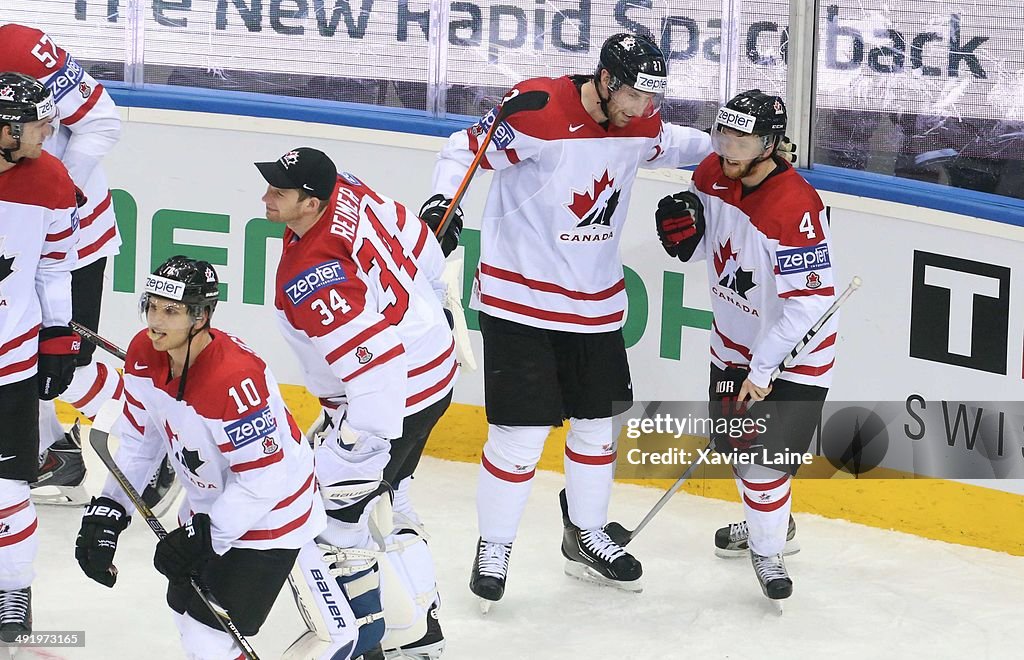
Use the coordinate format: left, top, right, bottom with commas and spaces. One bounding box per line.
0, 72, 56, 127
0, 72, 58, 162
595, 33, 668, 95
142, 255, 220, 325
712, 89, 787, 160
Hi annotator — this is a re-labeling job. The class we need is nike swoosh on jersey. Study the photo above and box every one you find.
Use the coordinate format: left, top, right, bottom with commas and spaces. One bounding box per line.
133, 362, 147, 370
712, 183, 728, 190
569, 124, 585, 132
0, 455, 16, 462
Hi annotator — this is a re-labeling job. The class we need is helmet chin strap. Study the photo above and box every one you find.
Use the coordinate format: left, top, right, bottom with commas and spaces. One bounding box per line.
175, 314, 209, 401
1, 126, 22, 163
594, 72, 613, 124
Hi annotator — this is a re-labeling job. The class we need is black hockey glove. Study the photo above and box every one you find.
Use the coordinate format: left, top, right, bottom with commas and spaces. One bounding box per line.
38, 326, 81, 400
154, 513, 217, 584
76, 497, 130, 588
419, 193, 463, 257
655, 191, 705, 261
709, 367, 760, 453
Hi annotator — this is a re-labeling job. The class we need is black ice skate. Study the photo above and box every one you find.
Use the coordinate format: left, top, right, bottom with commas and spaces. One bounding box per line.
386, 599, 444, 659
142, 455, 181, 517
750, 550, 793, 612
0, 587, 31, 644
714, 516, 799, 558
31, 421, 88, 506
559, 490, 642, 592
470, 538, 512, 614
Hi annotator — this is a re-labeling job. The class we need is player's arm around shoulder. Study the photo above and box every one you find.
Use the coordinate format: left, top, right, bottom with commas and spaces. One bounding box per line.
644, 120, 713, 169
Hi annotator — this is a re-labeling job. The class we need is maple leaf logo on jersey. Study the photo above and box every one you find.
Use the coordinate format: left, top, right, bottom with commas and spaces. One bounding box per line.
262, 436, 279, 455
713, 239, 756, 299
567, 170, 621, 228
0, 250, 15, 286
178, 447, 205, 477
354, 346, 372, 364
79, 82, 91, 99
0, 522, 9, 536
806, 271, 821, 289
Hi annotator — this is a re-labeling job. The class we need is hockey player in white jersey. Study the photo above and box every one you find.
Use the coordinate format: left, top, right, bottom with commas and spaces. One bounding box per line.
73, 256, 327, 659
654, 90, 837, 603
260, 148, 456, 659
424, 32, 711, 606
0, 23, 177, 509
0, 71, 81, 641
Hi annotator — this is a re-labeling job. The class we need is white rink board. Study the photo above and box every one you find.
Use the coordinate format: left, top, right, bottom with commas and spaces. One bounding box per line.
96, 109, 1024, 486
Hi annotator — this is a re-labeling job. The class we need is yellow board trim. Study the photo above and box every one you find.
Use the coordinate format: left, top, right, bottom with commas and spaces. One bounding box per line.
60, 386, 1024, 556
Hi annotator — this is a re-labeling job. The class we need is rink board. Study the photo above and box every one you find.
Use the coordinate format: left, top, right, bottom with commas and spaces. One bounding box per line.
57, 107, 1024, 556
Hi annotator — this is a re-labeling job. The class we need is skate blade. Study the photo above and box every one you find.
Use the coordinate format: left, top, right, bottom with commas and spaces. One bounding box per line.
148, 480, 184, 518
771, 599, 785, 616
30, 484, 89, 506
478, 598, 494, 615
563, 560, 643, 593
714, 538, 800, 559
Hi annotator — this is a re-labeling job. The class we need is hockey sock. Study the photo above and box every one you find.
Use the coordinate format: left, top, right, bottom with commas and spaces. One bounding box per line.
0, 480, 38, 591
734, 464, 792, 556
477, 424, 550, 544
564, 417, 617, 531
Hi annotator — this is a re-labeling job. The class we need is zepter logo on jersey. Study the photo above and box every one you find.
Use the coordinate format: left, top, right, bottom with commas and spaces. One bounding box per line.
224, 406, 278, 449
716, 107, 757, 134
46, 57, 84, 103
144, 274, 186, 300
284, 260, 347, 305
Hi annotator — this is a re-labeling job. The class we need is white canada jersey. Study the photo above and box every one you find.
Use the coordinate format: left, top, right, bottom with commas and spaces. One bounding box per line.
0, 153, 79, 387
275, 172, 456, 441
102, 329, 326, 554
0, 23, 122, 266
689, 155, 838, 389
432, 75, 711, 333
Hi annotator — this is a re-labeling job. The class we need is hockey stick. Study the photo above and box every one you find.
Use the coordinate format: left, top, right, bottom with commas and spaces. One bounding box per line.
89, 400, 262, 660
70, 320, 126, 360
433, 89, 550, 238
606, 276, 862, 547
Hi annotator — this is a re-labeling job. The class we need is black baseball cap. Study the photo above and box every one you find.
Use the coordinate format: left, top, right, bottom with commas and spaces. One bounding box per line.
255, 147, 337, 200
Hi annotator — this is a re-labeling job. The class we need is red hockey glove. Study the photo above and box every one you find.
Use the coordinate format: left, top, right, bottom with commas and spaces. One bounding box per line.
655, 191, 705, 261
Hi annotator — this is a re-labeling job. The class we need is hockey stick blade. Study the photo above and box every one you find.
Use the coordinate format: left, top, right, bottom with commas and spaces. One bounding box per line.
607, 277, 863, 547
434, 89, 551, 239
89, 401, 261, 660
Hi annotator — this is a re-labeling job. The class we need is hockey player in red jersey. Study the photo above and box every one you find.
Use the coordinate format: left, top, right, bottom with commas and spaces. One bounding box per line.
259, 147, 455, 659
74, 256, 327, 659
423, 32, 712, 606
0, 23, 176, 509
0, 71, 80, 641
655, 90, 837, 603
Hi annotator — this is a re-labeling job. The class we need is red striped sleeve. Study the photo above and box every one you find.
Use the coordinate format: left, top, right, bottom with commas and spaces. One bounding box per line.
325, 318, 392, 365
62, 82, 105, 125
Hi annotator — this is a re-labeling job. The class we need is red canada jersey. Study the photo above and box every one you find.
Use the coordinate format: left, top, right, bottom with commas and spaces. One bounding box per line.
103, 329, 326, 553
274, 173, 456, 441
689, 155, 838, 388
0, 23, 121, 266
0, 153, 79, 387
